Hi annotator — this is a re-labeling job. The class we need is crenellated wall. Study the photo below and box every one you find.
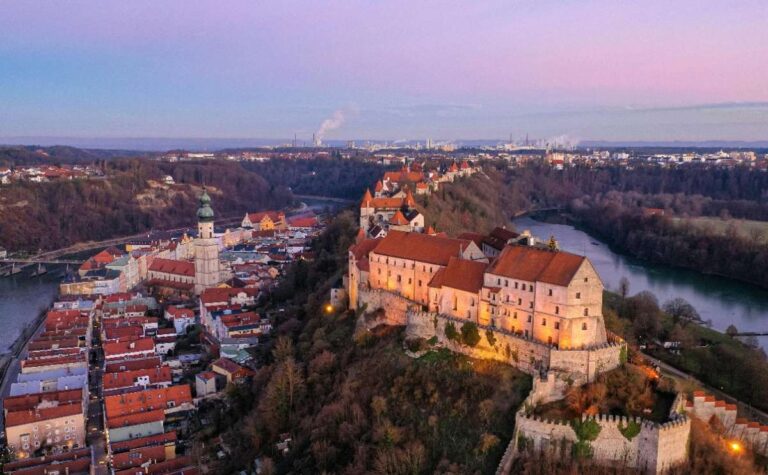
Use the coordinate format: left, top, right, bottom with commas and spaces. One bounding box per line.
688, 391, 768, 455
511, 411, 690, 474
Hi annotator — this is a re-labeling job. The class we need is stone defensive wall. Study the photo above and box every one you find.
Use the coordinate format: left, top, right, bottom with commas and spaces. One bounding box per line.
508, 411, 689, 474
687, 391, 768, 455
405, 309, 625, 384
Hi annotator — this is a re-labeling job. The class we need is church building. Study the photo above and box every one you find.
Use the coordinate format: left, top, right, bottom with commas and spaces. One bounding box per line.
194, 189, 221, 295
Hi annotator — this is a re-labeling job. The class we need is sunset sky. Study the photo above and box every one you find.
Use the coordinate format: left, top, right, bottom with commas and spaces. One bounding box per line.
1, 0, 767, 143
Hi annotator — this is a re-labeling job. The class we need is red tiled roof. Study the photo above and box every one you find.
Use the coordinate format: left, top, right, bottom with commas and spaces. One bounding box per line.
108, 409, 165, 429
3, 447, 91, 472
112, 445, 166, 470
103, 366, 173, 391
6, 403, 82, 427
114, 456, 197, 475
21, 353, 86, 369
488, 245, 587, 286
105, 357, 162, 373
390, 210, 409, 225
200, 287, 257, 305
429, 257, 487, 293
165, 306, 194, 319
103, 337, 155, 358
371, 230, 473, 266
247, 211, 284, 223
149, 258, 195, 277
104, 325, 144, 340
106, 385, 192, 421
4, 388, 83, 412
110, 431, 177, 453
288, 216, 318, 228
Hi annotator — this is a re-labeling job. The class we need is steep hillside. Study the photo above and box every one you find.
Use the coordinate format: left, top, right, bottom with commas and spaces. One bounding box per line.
195, 212, 532, 474
0, 159, 292, 252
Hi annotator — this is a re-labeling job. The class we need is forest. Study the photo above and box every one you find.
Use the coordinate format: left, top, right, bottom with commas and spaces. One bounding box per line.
0, 158, 292, 252
472, 161, 768, 288
242, 156, 388, 200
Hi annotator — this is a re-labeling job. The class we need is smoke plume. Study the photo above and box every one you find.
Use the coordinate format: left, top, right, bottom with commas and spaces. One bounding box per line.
315, 106, 358, 142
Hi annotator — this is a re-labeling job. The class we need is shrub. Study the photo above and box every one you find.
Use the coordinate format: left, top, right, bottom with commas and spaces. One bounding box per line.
618, 420, 641, 441
485, 329, 497, 347
445, 322, 459, 341
427, 336, 438, 346
571, 418, 601, 441
406, 337, 427, 353
461, 322, 481, 347
619, 345, 628, 365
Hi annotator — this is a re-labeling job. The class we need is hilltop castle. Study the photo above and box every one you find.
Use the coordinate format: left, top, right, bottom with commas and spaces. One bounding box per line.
349, 229, 622, 382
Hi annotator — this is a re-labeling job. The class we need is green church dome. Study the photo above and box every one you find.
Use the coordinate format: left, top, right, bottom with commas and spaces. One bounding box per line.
197, 189, 215, 222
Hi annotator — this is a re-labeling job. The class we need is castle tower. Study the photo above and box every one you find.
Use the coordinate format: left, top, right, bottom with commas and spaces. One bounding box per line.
194, 188, 220, 295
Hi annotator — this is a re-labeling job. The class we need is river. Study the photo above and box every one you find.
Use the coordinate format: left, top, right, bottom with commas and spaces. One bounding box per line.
514, 216, 768, 349
0, 268, 61, 353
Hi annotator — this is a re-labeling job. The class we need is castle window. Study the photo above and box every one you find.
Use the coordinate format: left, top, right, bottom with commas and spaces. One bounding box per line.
453, 297, 458, 311
418, 280, 422, 287
576, 292, 581, 299
514, 312, 518, 319
518, 298, 522, 305
548, 336, 553, 345
505, 280, 509, 287
542, 318, 546, 326
555, 306, 559, 315
497, 278, 501, 285
584, 277, 589, 282
396, 275, 401, 283
515, 282, 519, 289
548, 289, 553, 296
470, 298, 475, 307
582, 322, 588, 331
555, 322, 560, 330
408, 278, 412, 284
423, 265, 426, 271
529, 301, 533, 309
583, 308, 588, 316
506, 295, 510, 303
527, 315, 532, 322
530, 286, 534, 293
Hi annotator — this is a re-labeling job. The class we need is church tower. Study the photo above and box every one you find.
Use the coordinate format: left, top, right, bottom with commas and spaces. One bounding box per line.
194, 188, 220, 295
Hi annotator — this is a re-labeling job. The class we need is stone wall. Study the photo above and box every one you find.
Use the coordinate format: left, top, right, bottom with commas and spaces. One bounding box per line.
689, 391, 768, 455
406, 309, 625, 384
511, 412, 690, 474
549, 342, 624, 384
357, 288, 415, 327
406, 310, 551, 374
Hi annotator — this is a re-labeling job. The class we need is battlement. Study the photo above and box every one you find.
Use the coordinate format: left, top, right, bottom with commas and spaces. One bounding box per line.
509, 404, 690, 474
689, 391, 768, 455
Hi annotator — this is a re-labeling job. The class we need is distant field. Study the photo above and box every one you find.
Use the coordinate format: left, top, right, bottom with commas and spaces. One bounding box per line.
671, 216, 768, 242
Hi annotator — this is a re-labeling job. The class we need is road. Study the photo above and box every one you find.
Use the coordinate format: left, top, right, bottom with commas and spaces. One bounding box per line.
88, 316, 108, 475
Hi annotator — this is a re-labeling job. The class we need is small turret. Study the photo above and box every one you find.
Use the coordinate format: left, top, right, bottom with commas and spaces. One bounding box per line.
404, 188, 416, 208
361, 189, 373, 208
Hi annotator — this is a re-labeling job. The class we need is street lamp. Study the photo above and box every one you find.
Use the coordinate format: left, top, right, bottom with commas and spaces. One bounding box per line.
324, 304, 334, 314
728, 440, 743, 455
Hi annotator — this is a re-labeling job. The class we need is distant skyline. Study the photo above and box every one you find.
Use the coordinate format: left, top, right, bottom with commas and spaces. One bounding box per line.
1, 1, 767, 142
